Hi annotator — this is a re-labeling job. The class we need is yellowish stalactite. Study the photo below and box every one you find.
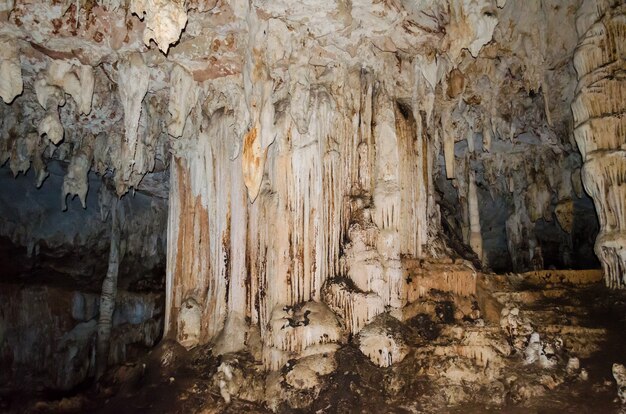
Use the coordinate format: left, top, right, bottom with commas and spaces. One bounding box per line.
468, 171, 483, 260
442, 111, 456, 179
241, 126, 267, 202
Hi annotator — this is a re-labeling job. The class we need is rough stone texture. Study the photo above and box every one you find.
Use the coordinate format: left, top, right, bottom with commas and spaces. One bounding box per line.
0, 36, 22, 103
357, 314, 410, 367
0, 283, 163, 391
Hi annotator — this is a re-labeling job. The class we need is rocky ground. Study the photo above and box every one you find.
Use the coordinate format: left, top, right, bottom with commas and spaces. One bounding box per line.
2, 269, 625, 414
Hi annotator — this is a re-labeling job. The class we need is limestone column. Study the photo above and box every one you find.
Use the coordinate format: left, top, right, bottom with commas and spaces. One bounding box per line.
572, 0, 626, 287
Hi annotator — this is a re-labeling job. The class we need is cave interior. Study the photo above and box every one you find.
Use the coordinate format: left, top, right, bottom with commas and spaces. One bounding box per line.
0, 0, 625, 412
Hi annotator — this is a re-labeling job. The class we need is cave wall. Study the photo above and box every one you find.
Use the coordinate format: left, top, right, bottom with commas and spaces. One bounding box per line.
436, 136, 600, 273
0, 161, 168, 389
0, 162, 168, 282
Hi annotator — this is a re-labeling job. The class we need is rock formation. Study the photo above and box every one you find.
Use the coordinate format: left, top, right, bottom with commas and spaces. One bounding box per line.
0, 0, 624, 412
572, 0, 626, 288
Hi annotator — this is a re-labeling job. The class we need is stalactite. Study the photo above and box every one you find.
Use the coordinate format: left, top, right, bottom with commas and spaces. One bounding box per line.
442, 111, 455, 179
241, 6, 275, 202
168, 65, 198, 138
241, 126, 266, 202
466, 128, 475, 153
289, 51, 313, 135
506, 198, 535, 271
164, 60, 440, 369
482, 118, 492, 153
8, 131, 36, 177
130, 0, 188, 54
572, 0, 626, 288
166, 102, 255, 349
117, 52, 150, 190
46, 61, 95, 115
62, 135, 95, 210
31, 135, 49, 188
445, 0, 499, 62
133, 95, 162, 178
468, 170, 483, 260
35, 78, 65, 145
411, 61, 431, 257
357, 71, 374, 193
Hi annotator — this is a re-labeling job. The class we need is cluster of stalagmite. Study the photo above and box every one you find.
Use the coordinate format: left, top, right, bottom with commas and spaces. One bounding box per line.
572, 0, 626, 288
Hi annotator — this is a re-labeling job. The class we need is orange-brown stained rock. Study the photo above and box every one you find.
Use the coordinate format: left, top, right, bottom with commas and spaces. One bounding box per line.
447, 68, 465, 99
242, 126, 266, 203
191, 59, 241, 82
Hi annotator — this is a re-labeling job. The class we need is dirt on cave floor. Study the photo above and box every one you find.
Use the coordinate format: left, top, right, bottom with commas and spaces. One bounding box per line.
3, 271, 626, 414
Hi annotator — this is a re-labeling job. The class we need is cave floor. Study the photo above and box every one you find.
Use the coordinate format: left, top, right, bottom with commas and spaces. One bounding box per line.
4, 270, 626, 414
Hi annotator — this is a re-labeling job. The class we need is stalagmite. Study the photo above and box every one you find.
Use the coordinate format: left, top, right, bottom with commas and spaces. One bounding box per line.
96, 201, 123, 379
0, 37, 22, 104
262, 302, 344, 371
358, 314, 409, 368
614, 363, 626, 404
572, 0, 626, 288
468, 170, 483, 260
322, 280, 385, 334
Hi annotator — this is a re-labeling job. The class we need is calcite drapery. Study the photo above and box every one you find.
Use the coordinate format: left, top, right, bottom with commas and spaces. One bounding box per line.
572, 0, 626, 288
165, 69, 438, 367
